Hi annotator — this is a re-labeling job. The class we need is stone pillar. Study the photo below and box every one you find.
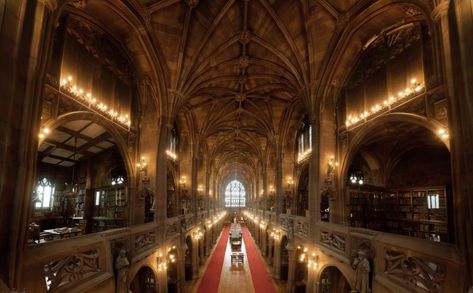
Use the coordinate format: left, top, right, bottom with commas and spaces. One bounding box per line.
198, 237, 204, 265
448, 0, 473, 288
273, 238, 281, 278
176, 244, 187, 293
286, 243, 296, 293
306, 266, 318, 293
0, 0, 59, 288
308, 115, 321, 241
191, 236, 199, 278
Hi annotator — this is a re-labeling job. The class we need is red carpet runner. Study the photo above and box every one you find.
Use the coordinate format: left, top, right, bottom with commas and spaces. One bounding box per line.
196, 225, 230, 293
242, 226, 276, 293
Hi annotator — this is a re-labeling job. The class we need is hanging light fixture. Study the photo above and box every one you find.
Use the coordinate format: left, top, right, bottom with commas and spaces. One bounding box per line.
65, 136, 78, 197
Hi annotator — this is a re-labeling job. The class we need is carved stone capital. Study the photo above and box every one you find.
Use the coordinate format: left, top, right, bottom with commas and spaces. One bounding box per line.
38, 0, 57, 11
431, 0, 450, 22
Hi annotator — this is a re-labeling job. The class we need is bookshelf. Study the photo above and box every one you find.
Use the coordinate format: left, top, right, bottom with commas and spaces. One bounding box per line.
348, 186, 450, 242
93, 185, 127, 232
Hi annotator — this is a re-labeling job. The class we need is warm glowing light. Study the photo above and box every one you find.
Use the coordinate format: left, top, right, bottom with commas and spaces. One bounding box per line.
59, 74, 131, 127
166, 149, 178, 160
438, 128, 450, 139
346, 78, 424, 128
297, 148, 312, 163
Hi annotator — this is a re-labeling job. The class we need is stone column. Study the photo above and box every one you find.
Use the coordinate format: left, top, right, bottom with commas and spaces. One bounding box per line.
176, 244, 187, 293
273, 238, 282, 278
286, 243, 296, 293
308, 115, 321, 241
448, 0, 473, 288
191, 236, 199, 278
0, 0, 59, 288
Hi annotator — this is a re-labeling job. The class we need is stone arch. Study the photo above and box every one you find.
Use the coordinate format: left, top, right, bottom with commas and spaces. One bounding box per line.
339, 112, 450, 191
316, 264, 353, 293
128, 265, 159, 293
40, 111, 135, 186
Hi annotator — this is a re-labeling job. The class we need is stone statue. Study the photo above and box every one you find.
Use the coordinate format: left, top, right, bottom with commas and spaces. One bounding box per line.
115, 249, 130, 293
352, 249, 371, 293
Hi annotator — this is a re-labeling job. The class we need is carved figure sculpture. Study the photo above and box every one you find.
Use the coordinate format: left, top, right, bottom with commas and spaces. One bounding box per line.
352, 249, 371, 293
115, 249, 130, 293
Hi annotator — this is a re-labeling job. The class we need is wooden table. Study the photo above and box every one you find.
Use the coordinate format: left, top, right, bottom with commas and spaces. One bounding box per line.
231, 252, 244, 264
42, 227, 82, 240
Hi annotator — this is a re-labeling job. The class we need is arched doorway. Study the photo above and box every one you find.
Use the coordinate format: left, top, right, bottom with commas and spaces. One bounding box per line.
280, 236, 289, 280
129, 266, 157, 293
185, 235, 193, 280
343, 118, 453, 242
29, 117, 131, 244
295, 246, 307, 293
167, 245, 179, 293
319, 266, 350, 293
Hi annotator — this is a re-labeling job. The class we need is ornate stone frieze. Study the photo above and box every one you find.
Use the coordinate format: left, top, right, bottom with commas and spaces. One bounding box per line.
43, 250, 100, 292
320, 231, 346, 252
384, 249, 444, 292
134, 231, 156, 251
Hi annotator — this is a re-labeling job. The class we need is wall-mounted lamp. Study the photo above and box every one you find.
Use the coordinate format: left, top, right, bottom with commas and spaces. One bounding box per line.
307, 252, 318, 270
136, 156, 149, 185
165, 149, 177, 160
286, 177, 294, 190
269, 185, 275, 194
38, 127, 50, 140
157, 253, 167, 272
327, 156, 339, 175
193, 228, 203, 240
179, 176, 187, 189
438, 128, 449, 140
349, 173, 364, 185
270, 229, 281, 240
197, 184, 204, 193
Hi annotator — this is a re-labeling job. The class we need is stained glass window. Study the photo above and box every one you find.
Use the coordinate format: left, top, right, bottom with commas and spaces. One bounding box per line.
224, 180, 246, 207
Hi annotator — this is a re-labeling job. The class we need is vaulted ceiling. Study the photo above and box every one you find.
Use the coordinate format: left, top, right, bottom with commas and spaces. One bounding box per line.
76, 0, 429, 182
143, 0, 326, 178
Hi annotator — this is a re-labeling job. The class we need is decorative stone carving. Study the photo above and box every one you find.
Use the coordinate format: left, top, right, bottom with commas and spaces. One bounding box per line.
185, 0, 199, 8
235, 93, 246, 102
352, 244, 373, 293
403, 6, 422, 17
135, 231, 156, 251
238, 56, 250, 69
114, 249, 130, 293
384, 250, 444, 292
43, 250, 100, 292
70, 0, 87, 9
320, 231, 345, 252
239, 31, 251, 45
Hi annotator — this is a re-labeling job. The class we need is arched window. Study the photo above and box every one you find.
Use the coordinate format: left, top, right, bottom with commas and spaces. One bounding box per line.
35, 178, 55, 209
297, 119, 312, 162
166, 127, 178, 160
224, 180, 246, 207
